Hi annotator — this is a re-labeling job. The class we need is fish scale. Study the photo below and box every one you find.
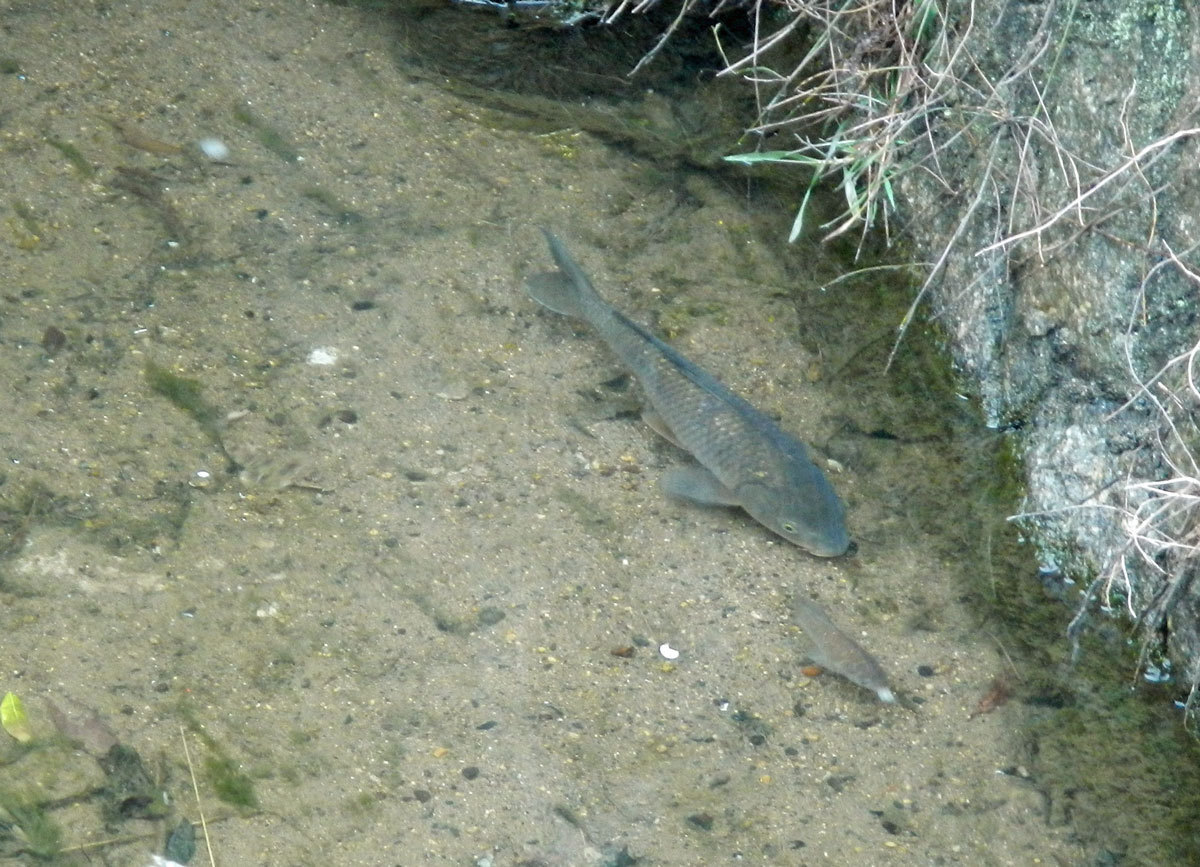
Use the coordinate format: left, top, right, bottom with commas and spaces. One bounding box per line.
528, 230, 849, 557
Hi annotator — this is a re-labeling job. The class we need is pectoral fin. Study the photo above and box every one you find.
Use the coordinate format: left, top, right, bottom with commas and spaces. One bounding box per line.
526, 271, 586, 318
661, 465, 741, 507
642, 408, 683, 449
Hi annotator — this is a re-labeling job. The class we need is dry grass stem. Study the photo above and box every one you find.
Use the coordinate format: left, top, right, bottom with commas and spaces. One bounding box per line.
181, 724, 217, 867
1054, 248, 1200, 699
980, 126, 1200, 257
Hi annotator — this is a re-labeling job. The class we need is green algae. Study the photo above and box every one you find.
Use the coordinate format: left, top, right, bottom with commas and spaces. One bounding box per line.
144, 360, 233, 472
0, 481, 67, 570
232, 104, 299, 163
1024, 650, 1200, 862
43, 136, 94, 177
144, 361, 218, 430
8, 200, 45, 250
552, 484, 619, 539
0, 798, 63, 860
203, 754, 259, 810
299, 184, 364, 225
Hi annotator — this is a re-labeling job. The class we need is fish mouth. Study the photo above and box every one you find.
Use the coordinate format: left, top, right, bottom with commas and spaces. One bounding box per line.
802, 535, 852, 558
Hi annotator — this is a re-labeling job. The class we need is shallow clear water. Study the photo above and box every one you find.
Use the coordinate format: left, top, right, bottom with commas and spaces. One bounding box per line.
0, 2, 1196, 864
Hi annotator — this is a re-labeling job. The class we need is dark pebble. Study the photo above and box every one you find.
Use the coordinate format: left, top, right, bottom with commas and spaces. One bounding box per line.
825, 774, 855, 793
685, 813, 714, 831
461, 766, 479, 780
412, 789, 432, 803
336, 409, 358, 424
476, 606, 506, 626
917, 664, 935, 677
42, 325, 66, 355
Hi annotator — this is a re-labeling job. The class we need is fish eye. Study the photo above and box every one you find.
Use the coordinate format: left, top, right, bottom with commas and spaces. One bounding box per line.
781, 522, 797, 534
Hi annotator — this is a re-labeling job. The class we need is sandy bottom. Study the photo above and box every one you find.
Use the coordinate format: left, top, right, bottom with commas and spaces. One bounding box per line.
0, 1, 1099, 863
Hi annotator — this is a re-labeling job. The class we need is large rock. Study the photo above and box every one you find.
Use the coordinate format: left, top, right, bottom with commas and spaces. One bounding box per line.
896, 0, 1200, 691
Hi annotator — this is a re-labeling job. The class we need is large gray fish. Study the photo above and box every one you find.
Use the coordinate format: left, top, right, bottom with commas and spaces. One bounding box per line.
528, 230, 849, 557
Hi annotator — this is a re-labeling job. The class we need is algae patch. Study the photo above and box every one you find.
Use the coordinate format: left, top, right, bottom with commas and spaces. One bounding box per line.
0, 799, 63, 860
232, 103, 300, 163
144, 360, 234, 471
203, 754, 259, 810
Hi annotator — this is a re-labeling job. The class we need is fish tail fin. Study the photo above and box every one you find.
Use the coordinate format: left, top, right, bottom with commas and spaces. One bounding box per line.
526, 229, 601, 318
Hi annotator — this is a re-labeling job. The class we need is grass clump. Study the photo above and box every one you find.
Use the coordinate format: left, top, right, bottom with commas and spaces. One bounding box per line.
718, 0, 949, 246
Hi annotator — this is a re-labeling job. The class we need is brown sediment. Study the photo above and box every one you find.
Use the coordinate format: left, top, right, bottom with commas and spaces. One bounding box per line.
791, 596, 895, 703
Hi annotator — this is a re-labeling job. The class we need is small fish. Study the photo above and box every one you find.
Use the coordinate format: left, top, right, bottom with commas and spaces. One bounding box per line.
791, 596, 894, 702
103, 117, 186, 156
528, 230, 849, 557
968, 676, 1012, 719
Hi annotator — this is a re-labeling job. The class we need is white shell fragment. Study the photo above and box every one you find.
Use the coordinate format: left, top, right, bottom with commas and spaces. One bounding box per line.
658, 643, 680, 660
307, 346, 338, 366
148, 857, 188, 867
197, 137, 230, 160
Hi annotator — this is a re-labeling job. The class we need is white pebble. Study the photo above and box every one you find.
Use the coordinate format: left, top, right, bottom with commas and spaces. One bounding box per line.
659, 643, 680, 660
